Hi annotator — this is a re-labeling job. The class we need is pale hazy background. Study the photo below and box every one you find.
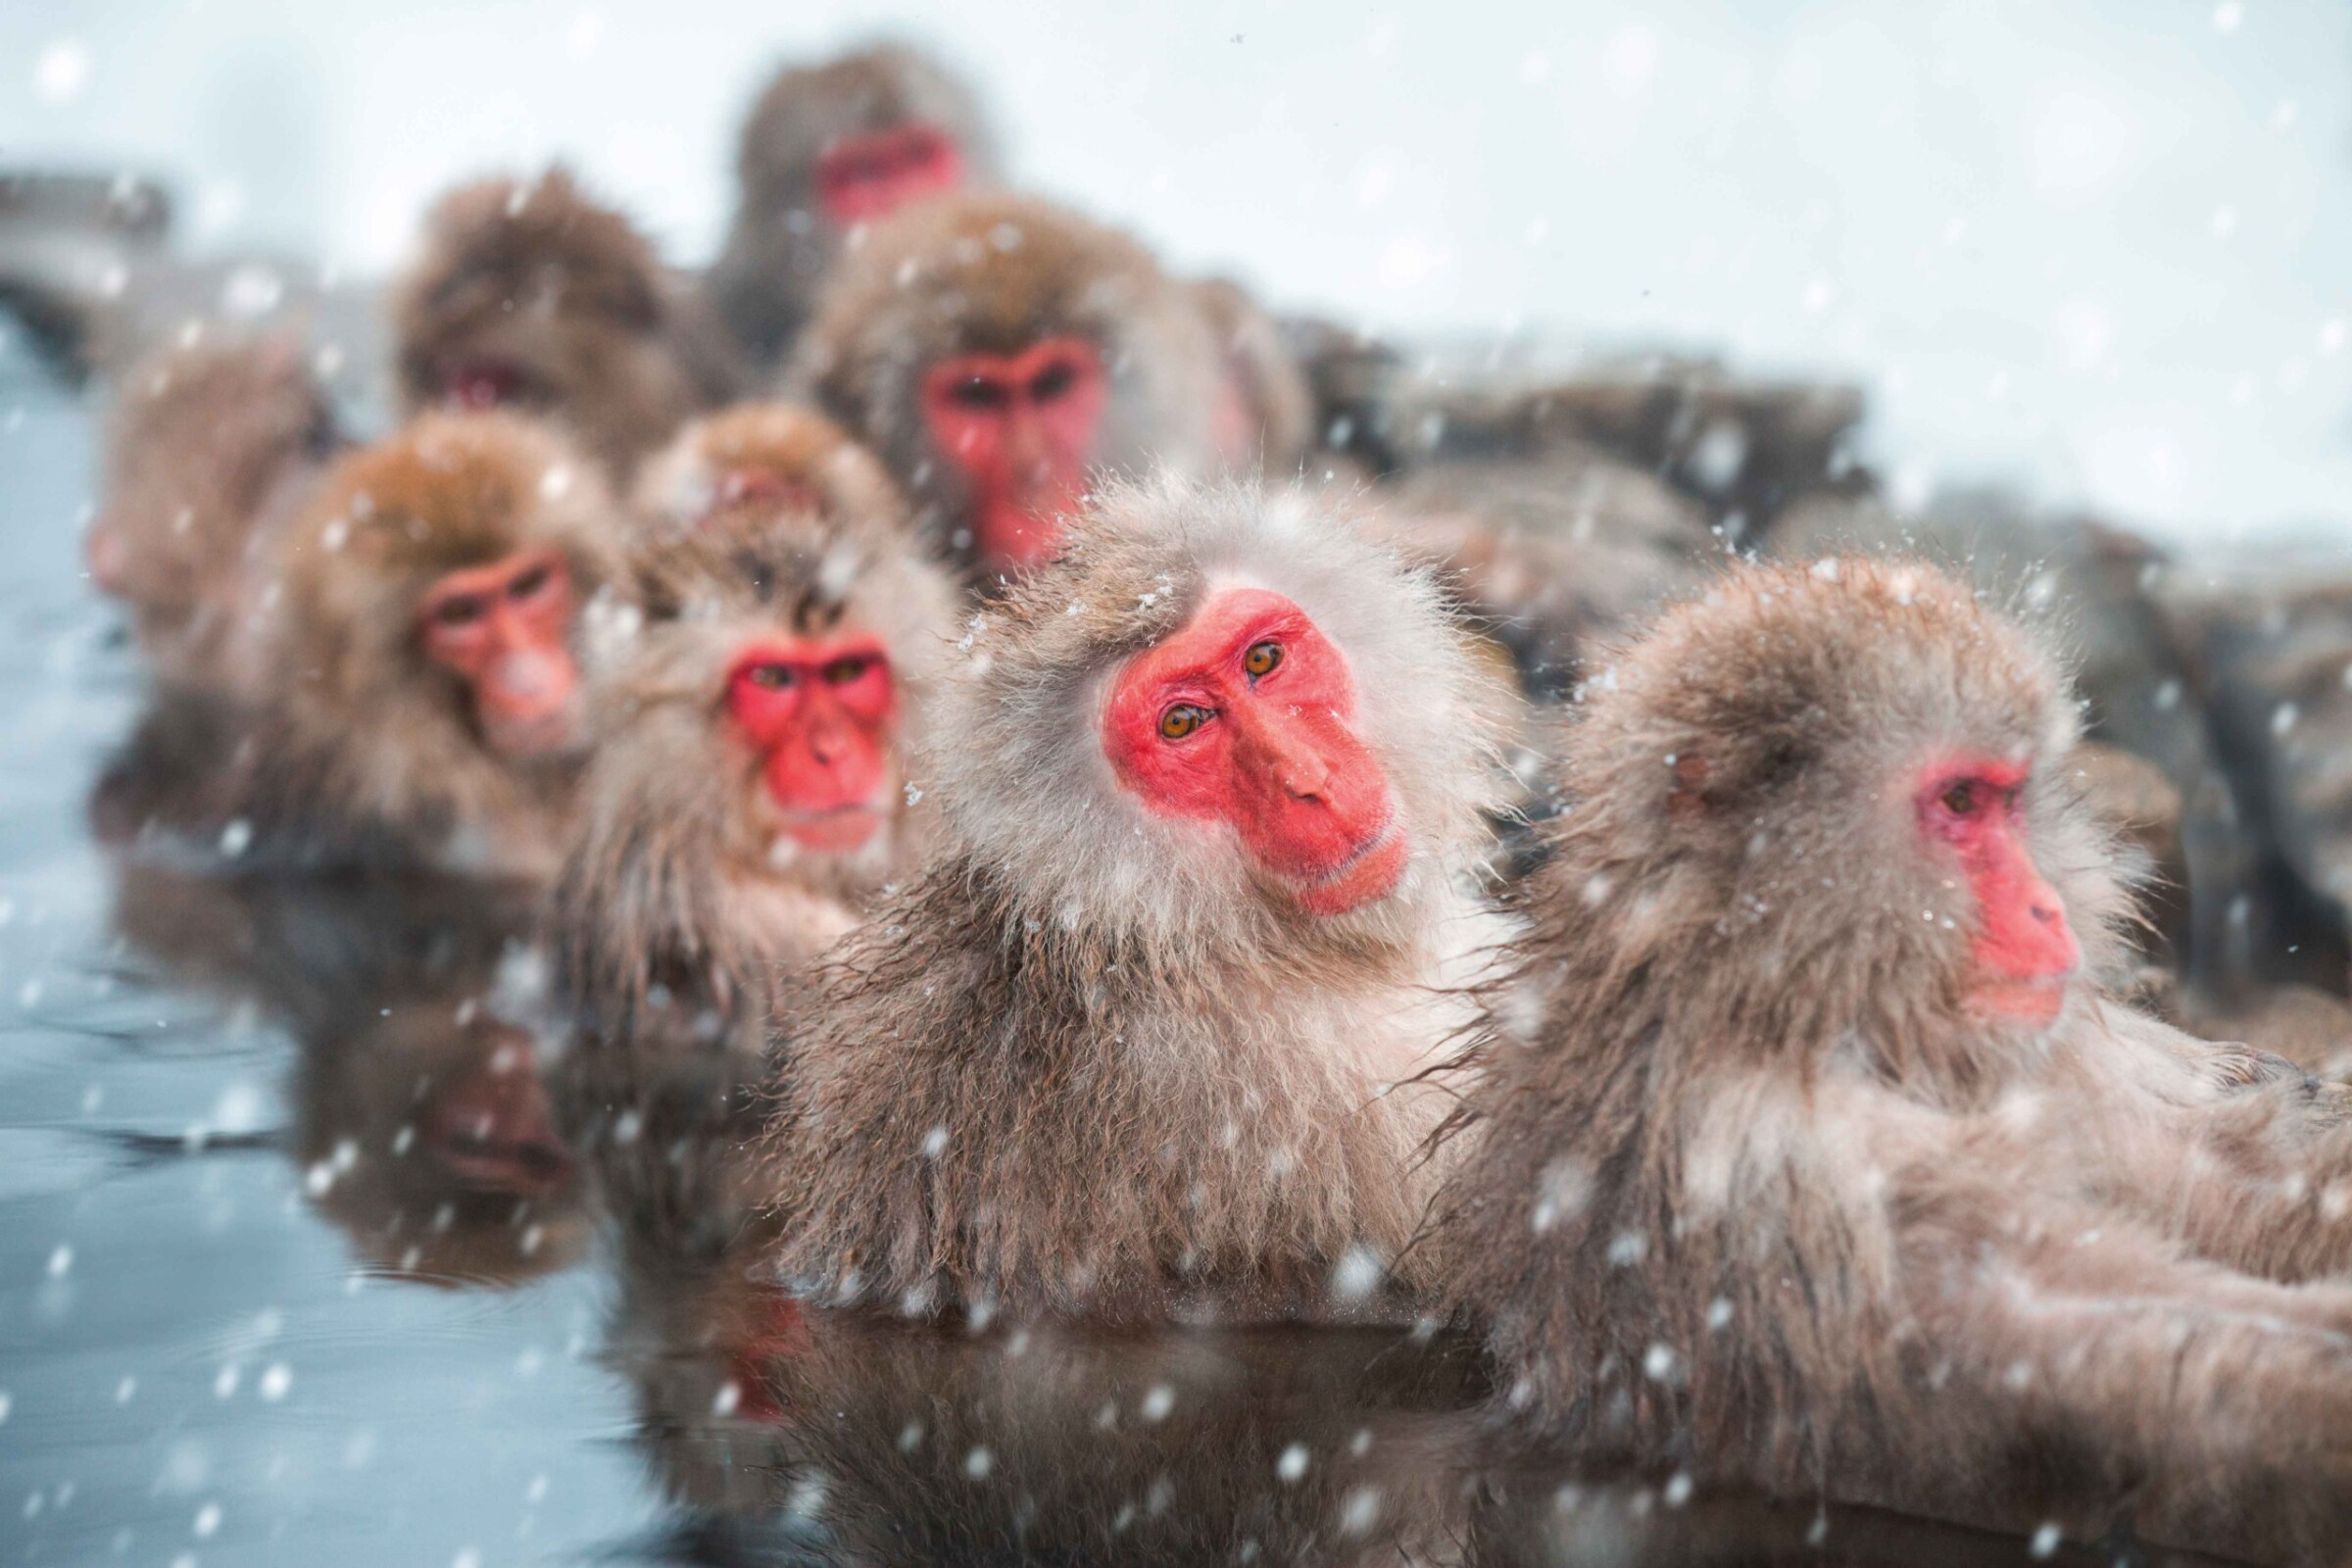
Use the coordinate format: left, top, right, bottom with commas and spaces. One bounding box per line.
4, 0, 2350, 540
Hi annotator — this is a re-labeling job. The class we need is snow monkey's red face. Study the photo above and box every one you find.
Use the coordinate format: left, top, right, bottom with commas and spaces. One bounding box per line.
921, 336, 1106, 575
1912, 755, 2081, 1026
726, 636, 899, 854
1103, 587, 1405, 917
814, 122, 965, 225
416, 550, 582, 758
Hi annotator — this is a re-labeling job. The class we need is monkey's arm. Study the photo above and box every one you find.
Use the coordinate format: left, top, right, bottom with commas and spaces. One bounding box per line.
2079, 1004, 2352, 1281
1898, 1177, 2352, 1560
2141, 1088, 2352, 1283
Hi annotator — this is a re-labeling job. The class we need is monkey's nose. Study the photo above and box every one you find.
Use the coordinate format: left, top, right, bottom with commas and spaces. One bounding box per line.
1015, 455, 1056, 496
491, 647, 564, 701
1280, 756, 1332, 801
805, 709, 855, 766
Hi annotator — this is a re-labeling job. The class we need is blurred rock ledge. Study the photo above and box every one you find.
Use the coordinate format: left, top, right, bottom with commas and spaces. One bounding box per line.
0, 169, 382, 412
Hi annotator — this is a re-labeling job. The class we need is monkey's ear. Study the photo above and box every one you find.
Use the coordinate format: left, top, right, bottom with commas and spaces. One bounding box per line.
1665, 751, 1711, 820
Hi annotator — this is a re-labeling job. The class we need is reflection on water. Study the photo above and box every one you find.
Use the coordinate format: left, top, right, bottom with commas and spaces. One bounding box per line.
0, 357, 2230, 1566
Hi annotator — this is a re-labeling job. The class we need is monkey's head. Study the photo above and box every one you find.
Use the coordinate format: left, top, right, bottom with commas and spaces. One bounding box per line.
631, 400, 906, 552
92, 335, 338, 618
617, 404, 949, 878
1567, 558, 2118, 1054
736, 42, 997, 235
927, 475, 1510, 953
796, 194, 1227, 581
282, 411, 626, 765
392, 169, 706, 475
554, 407, 950, 1023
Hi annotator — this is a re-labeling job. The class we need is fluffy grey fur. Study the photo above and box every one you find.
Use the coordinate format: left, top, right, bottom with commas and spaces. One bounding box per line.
94, 334, 340, 694
759, 475, 1522, 1324
1433, 557, 2352, 1563
551, 404, 955, 1043
392, 168, 742, 481
1189, 275, 1318, 476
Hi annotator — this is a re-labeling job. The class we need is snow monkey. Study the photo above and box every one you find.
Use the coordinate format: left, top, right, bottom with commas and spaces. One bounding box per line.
247, 410, 630, 880
760, 475, 1521, 1324
90, 333, 342, 694
1434, 557, 2352, 1564
803, 207, 1688, 700
392, 168, 742, 480
707, 41, 1002, 370
791, 193, 1231, 586
550, 402, 955, 1045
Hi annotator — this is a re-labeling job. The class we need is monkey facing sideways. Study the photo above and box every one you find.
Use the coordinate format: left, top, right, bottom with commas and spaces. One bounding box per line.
392, 169, 741, 481
236, 410, 630, 881
550, 402, 954, 1045
1434, 558, 2352, 1564
792, 193, 1232, 585
706, 42, 1002, 370
760, 476, 1521, 1324
89, 334, 341, 694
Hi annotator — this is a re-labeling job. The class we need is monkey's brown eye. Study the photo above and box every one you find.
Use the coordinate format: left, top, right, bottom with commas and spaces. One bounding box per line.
1244, 641, 1282, 679
821, 655, 871, 685
1030, 360, 1078, 402
745, 663, 799, 691
507, 564, 551, 601
949, 376, 1010, 411
433, 594, 487, 628
1159, 704, 1211, 740
1940, 780, 1979, 816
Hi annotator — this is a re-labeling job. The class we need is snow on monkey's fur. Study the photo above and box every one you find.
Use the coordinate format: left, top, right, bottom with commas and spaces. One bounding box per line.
1432, 556, 2352, 1564
760, 474, 1523, 1324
